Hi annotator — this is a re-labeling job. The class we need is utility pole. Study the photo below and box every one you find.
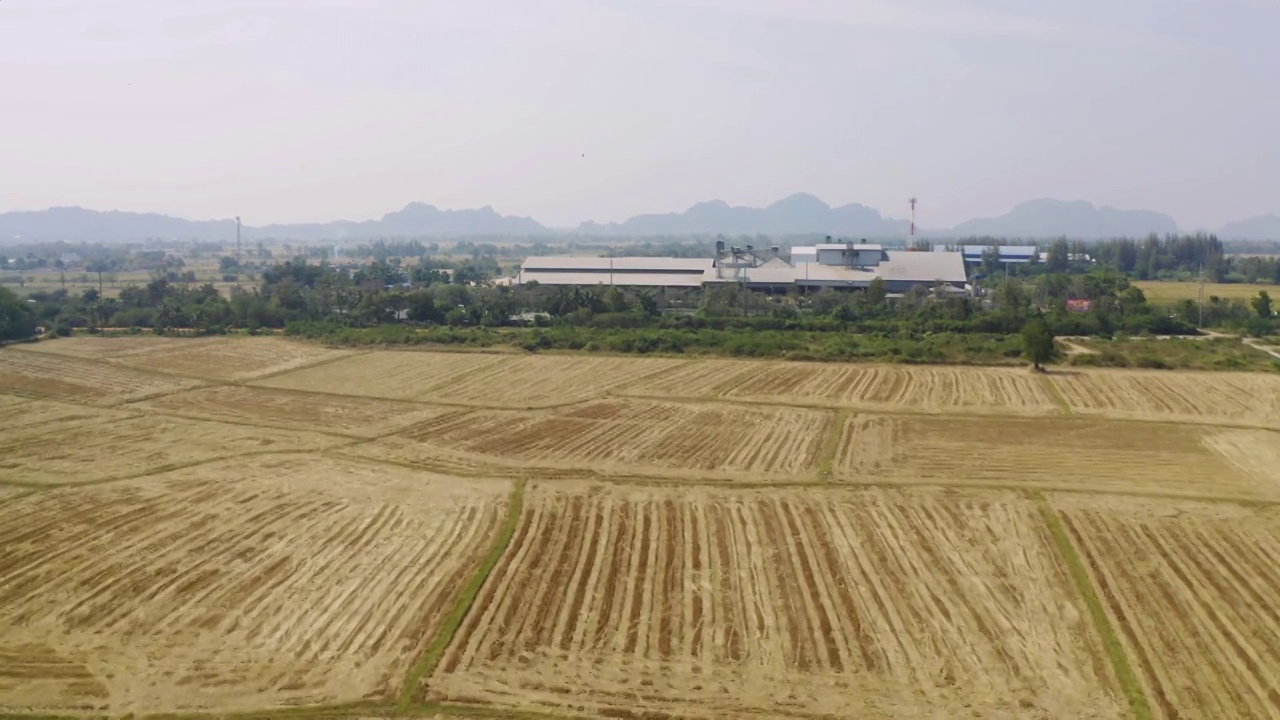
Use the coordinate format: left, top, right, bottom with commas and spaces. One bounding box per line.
1198, 263, 1205, 328
236, 216, 242, 261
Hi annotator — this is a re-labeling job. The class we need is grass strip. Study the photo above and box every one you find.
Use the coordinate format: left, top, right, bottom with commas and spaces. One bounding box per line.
1036, 495, 1151, 720
1040, 371, 1074, 414
816, 410, 848, 481
413, 702, 589, 719
398, 479, 526, 708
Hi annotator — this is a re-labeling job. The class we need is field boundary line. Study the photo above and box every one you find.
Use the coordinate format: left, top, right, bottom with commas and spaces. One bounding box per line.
331, 447, 1280, 507
622, 390, 1280, 432
242, 380, 606, 413
1035, 492, 1152, 720
408, 354, 520, 401
398, 478, 526, 708
128, 406, 368, 441
114, 381, 217, 408
115, 698, 391, 720
0, 488, 41, 506
29, 447, 349, 491
413, 702, 592, 719
238, 348, 376, 384
816, 409, 848, 481
1040, 371, 1074, 414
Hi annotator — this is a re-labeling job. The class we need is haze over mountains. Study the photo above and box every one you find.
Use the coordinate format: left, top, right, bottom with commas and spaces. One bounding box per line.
0, 195, 1276, 243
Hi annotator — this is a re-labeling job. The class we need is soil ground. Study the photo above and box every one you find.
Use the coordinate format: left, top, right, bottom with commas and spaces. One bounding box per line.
2, 336, 1278, 719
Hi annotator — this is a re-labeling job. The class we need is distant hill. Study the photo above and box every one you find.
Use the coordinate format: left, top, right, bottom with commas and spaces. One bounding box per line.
7, 196, 1273, 244
578, 193, 910, 238
949, 199, 1180, 239
1219, 214, 1280, 241
0, 203, 549, 243
0, 207, 236, 244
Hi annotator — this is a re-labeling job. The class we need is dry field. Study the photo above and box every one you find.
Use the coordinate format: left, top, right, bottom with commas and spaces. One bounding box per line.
616, 358, 766, 398
0, 454, 510, 714
833, 414, 1280, 501
17, 335, 353, 382
383, 400, 831, 480
261, 351, 681, 407
6, 337, 1280, 719
136, 384, 453, 437
1051, 495, 1280, 720
1133, 280, 1274, 303
719, 363, 1064, 415
0, 407, 340, 484
423, 354, 685, 408
1048, 368, 1280, 427
254, 349, 510, 401
428, 483, 1123, 719
0, 347, 201, 404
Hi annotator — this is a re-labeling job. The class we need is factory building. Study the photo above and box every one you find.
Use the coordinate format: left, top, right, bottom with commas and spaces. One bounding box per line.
961, 245, 1038, 264
514, 241, 968, 294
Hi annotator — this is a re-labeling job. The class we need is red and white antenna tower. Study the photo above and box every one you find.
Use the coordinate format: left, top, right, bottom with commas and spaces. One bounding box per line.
908, 197, 918, 242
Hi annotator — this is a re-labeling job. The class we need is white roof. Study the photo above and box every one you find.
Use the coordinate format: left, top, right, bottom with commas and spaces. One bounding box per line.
521, 256, 713, 272
962, 245, 1037, 256
518, 271, 708, 287
812, 243, 883, 251
879, 251, 967, 283
517, 251, 964, 288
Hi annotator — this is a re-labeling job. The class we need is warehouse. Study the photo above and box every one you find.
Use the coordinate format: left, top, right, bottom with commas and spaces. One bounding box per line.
961, 245, 1038, 264
513, 242, 967, 294
515, 256, 713, 288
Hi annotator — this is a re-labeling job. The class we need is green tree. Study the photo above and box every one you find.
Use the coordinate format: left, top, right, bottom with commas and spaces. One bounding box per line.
1251, 290, 1273, 319
0, 286, 38, 340
1046, 238, 1070, 273
603, 286, 630, 313
866, 277, 887, 306
1020, 316, 1055, 371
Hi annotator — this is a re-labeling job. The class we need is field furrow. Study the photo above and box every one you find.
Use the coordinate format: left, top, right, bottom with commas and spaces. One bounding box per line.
1049, 368, 1280, 427
1053, 494, 1280, 719
253, 350, 508, 401
0, 455, 509, 714
428, 484, 1124, 719
384, 400, 830, 480
832, 413, 1277, 501
721, 363, 1062, 415
0, 348, 201, 404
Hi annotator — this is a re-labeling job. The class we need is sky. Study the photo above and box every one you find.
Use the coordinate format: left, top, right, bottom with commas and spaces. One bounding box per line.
2, 0, 1277, 230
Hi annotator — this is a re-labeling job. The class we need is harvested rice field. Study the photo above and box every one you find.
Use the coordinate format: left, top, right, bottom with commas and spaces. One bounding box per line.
3, 336, 1280, 719
252, 349, 511, 401
1050, 495, 1280, 720
719, 362, 1065, 415
386, 400, 832, 480
0, 454, 510, 714
0, 347, 201, 404
135, 384, 453, 437
832, 414, 1280, 502
1047, 367, 1280, 427
428, 483, 1124, 719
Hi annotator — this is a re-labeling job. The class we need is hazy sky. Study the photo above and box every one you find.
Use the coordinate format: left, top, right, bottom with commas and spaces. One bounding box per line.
3, 0, 1277, 229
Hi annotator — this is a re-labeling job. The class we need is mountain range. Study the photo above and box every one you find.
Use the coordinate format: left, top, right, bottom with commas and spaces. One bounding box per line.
0, 195, 1276, 243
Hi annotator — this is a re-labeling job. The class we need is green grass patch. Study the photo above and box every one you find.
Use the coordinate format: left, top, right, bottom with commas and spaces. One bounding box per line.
816, 410, 848, 481
1066, 336, 1278, 371
398, 479, 526, 708
1036, 495, 1151, 720
1039, 372, 1073, 414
